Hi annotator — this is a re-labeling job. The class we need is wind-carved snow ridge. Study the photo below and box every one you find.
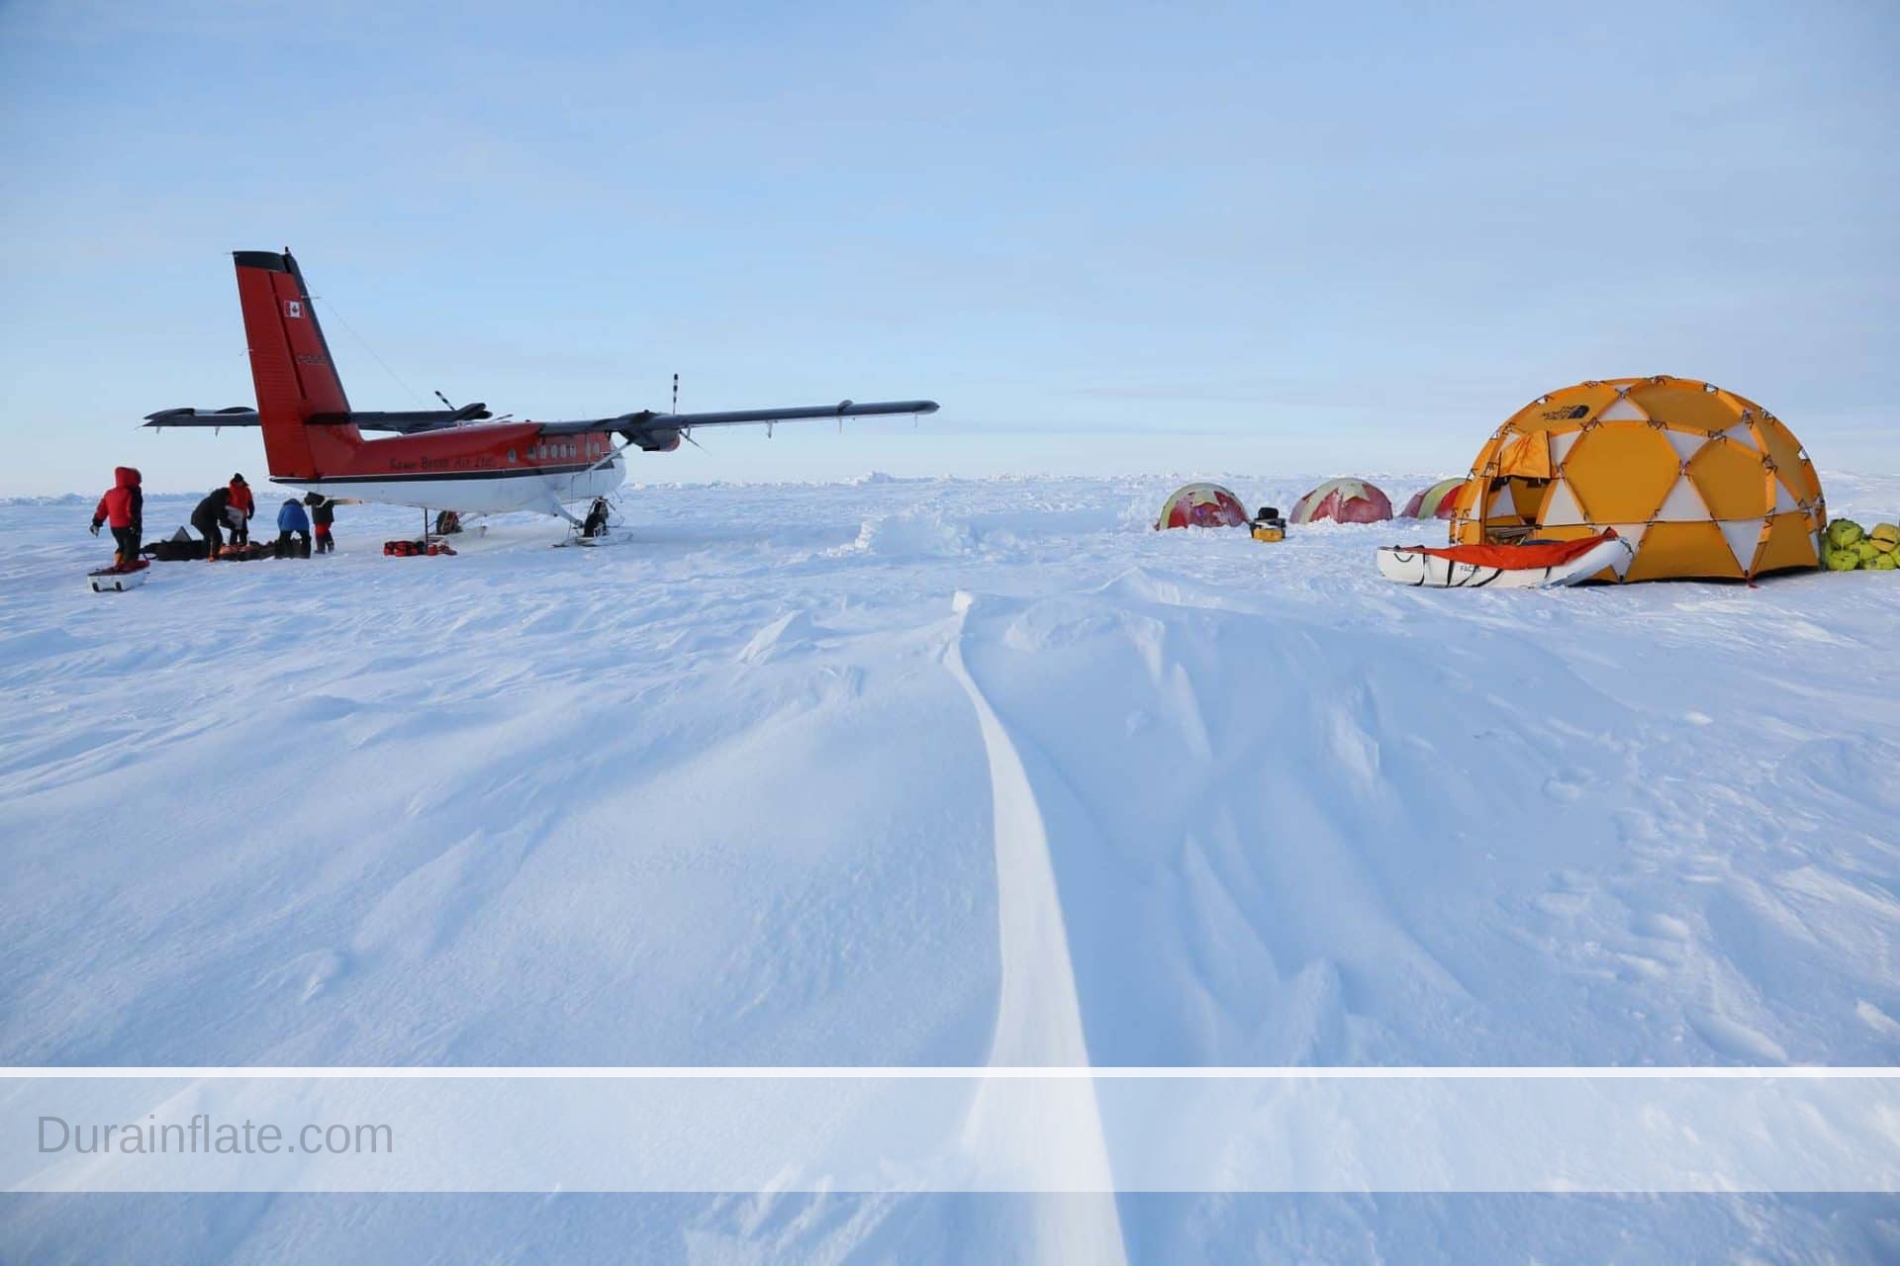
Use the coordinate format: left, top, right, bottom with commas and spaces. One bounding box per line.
853, 509, 975, 557
945, 590, 1128, 1266
947, 592, 1095, 1068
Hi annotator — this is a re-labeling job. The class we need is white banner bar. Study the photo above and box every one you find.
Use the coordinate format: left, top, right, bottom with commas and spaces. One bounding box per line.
5, 1073, 1895, 1194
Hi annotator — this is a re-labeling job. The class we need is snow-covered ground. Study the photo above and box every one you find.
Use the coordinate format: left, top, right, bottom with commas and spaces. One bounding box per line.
3, 473, 1897, 1262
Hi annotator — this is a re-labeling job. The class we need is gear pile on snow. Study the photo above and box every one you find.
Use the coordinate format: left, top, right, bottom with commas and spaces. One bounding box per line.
143, 528, 208, 561
1250, 505, 1287, 542
384, 539, 457, 557
1820, 520, 1900, 572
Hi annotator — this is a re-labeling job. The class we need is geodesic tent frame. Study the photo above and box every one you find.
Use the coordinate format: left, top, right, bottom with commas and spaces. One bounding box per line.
1403, 478, 1466, 520
1290, 478, 1393, 524
1450, 376, 1825, 582
1155, 482, 1250, 530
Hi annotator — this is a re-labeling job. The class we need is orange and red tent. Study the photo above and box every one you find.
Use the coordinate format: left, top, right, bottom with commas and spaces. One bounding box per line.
1291, 479, 1392, 524
1156, 482, 1249, 530
1450, 376, 1824, 581
1402, 478, 1465, 520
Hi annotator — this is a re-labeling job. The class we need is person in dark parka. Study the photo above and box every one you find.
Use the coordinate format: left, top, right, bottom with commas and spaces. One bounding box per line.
191, 486, 232, 560
303, 491, 338, 554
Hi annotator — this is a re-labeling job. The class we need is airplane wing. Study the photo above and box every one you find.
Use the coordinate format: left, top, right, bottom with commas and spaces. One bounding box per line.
533, 399, 940, 451
142, 406, 260, 428
143, 400, 931, 449
143, 405, 491, 434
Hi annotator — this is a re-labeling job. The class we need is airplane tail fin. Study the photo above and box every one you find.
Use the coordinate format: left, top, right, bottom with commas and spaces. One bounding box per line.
232, 250, 362, 480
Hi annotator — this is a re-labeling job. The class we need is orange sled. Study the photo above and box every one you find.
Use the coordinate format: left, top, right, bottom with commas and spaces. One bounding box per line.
1376, 530, 1632, 588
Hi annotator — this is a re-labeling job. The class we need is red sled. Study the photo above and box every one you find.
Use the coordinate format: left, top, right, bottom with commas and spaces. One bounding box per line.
1376, 530, 1633, 588
89, 559, 151, 593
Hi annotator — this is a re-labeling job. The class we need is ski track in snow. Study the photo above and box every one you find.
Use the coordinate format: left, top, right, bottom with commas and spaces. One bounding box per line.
2, 472, 1898, 1262
945, 591, 1128, 1265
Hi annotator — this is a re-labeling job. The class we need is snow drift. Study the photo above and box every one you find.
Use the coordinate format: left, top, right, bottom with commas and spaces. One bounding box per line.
2, 473, 1896, 1261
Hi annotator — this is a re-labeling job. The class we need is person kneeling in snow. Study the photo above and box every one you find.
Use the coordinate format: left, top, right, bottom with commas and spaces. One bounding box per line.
276, 497, 311, 558
191, 485, 232, 560
90, 466, 143, 566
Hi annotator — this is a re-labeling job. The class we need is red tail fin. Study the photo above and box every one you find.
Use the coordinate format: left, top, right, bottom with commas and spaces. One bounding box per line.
233, 250, 362, 480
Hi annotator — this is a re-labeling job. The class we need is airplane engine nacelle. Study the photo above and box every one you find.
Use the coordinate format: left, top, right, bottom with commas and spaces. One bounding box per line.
632, 428, 681, 453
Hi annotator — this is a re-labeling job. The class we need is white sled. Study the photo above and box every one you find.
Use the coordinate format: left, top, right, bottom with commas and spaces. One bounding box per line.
1376, 533, 1632, 589
88, 561, 151, 593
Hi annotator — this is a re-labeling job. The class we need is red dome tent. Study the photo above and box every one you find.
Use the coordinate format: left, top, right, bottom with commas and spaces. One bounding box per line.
1402, 478, 1466, 520
1290, 479, 1393, 525
1155, 483, 1249, 530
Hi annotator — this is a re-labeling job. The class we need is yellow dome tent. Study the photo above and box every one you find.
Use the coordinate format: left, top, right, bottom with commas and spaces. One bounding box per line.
1450, 376, 1825, 582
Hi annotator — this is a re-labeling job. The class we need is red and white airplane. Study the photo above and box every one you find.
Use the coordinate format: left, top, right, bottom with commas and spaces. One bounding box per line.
145, 249, 939, 519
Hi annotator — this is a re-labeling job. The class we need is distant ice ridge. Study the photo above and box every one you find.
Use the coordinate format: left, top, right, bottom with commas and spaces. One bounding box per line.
0, 492, 88, 506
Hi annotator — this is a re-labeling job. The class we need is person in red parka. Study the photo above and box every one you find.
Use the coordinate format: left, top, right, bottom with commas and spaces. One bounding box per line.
227, 473, 255, 545
90, 466, 144, 566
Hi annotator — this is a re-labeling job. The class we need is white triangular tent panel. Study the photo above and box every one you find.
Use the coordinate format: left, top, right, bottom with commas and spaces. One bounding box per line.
1540, 479, 1588, 526
1597, 397, 1649, 421
1663, 429, 1705, 465
1773, 477, 1800, 514
1606, 524, 1647, 577
1550, 431, 1585, 465
1653, 477, 1710, 522
1719, 517, 1765, 573
1488, 485, 1515, 517
1719, 422, 1758, 449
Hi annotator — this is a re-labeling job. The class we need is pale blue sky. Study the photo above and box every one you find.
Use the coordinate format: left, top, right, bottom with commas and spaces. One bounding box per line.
1, 0, 1894, 495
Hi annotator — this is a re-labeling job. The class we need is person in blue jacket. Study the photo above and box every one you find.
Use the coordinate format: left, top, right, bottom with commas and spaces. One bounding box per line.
276, 497, 312, 558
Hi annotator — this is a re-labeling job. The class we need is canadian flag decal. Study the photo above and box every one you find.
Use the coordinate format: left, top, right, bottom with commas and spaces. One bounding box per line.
286, 300, 303, 318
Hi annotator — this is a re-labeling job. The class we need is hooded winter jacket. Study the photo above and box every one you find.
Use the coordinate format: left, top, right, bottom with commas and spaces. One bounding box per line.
278, 499, 310, 533
192, 486, 232, 527
92, 467, 143, 530
228, 477, 255, 518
